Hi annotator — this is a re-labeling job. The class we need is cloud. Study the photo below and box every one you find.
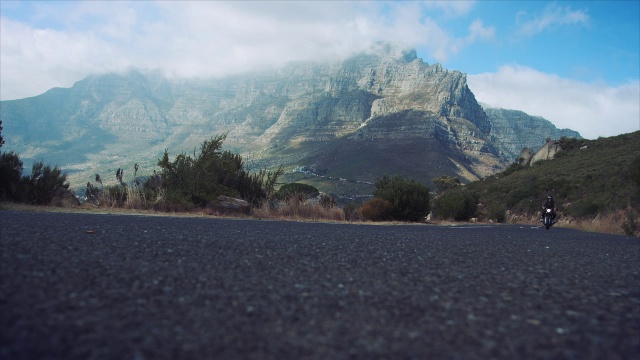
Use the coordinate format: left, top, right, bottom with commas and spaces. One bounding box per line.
0, 17, 130, 100
1, 1, 493, 100
420, 18, 495, 63
517, 3, 589, 36
467, 19, 495, 42
468, 65, 640, 139
420, 1, 475, 18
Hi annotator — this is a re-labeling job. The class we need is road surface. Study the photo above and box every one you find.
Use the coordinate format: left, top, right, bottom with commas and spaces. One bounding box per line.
1, 210, 638, 359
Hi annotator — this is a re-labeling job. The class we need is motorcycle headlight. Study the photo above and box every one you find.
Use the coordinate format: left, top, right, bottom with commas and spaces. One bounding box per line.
546, 208, 552, 213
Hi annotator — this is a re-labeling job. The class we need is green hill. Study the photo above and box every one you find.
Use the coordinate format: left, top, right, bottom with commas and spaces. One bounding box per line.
463, 131, 640, 231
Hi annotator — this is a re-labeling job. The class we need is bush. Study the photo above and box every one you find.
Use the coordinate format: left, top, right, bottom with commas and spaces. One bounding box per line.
343, 202, 364, 221
433, 176, 461, 193
558, 136, 588, 152
485, 204, 508, 223
361, 198, 394, 222
630, 156, 640, 187
102, 185, 128, 206
254, 196, 345, 221
569, 198, 604, 217
157, 135, 282, 207
21, 161, 70, 205
0, 120, 5, 149
0, 152, 70, 205
0, 151, 23, 200
374, 175, 430, 222
98, 185, 147, 209
502, 163, 525, 176
275, 183, 319, 201
319, 193, 337, 209
433, 187, 479, 221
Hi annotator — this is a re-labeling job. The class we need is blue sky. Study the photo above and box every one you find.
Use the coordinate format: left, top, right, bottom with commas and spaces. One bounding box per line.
1, 0, 638, 139
434, 1, 639, 85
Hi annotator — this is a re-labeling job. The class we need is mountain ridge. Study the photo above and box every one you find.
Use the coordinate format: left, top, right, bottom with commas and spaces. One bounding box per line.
0, 44, 580, 195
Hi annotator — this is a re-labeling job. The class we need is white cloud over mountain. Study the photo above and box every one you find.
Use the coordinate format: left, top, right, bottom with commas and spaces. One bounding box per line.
1, 1, 637, 139
0, 2, 490, 99
468, 65, 639, 139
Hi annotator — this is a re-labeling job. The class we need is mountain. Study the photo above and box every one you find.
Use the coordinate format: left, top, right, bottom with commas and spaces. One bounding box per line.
482, 105, 581, 161
0, 43, 580, 196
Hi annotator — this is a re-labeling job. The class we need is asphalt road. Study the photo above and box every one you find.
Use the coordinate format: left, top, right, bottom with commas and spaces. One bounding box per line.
1, 210, 638, 359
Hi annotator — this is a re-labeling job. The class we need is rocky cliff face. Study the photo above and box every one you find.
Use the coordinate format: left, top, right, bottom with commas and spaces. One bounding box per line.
517, 148, 535, 166
0, 43, 580, 194
530, 140, 563, 164
483, 106, 581, 162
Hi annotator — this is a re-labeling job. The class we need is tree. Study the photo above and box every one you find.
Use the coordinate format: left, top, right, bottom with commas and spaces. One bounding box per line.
374, 175, 430, 222
275, 183, 319, 201
85, 181, 100, 204
22, 161, 70, 204
361, 198, 394, 221
0, 151, 23, 200
253, 167, 284, 200
433, 176, 461, 193
433, 187, 479, 221
157, 135, 283, 207
0, 119, 5, 149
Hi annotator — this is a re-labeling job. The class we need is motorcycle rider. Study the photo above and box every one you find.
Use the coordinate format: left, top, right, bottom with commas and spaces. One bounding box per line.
541, 195, 556, 222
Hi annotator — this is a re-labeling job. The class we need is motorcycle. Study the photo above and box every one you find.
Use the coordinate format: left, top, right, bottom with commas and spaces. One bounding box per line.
542, 208, 556, 230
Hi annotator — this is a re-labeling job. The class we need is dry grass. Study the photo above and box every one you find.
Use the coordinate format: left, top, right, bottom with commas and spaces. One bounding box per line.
0, 200, 207, 219
253, 198, 346, 222
3, 199, 637, 236
556, 208, 639, 236
98, 186, 149, 209
507, 208, 639, 237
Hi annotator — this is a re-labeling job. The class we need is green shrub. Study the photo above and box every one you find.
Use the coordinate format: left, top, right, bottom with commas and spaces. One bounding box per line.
558, 136, 588, 152
374, 175, 430, 222
506, 186, 537, 209
0, 151, 23, 200
433, 187, 478, 221
569, 198, 603, 217
485, 204, 508, 223
504, 163, 527, 176
433, 176, 461, 193
157, 135, 282, 207
0, 152, 71, 205
21, 161, 70, 205
275, 183, 319, 200
630, 156, 640, 187
361, 198, 394, 222
0, 120, 5, 149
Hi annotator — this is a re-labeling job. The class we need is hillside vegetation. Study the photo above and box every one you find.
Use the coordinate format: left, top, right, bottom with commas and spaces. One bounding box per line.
461, 131, 640, 235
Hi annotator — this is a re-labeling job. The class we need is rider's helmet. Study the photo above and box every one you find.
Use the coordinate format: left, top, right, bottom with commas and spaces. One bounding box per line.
545, 195, 554, 207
